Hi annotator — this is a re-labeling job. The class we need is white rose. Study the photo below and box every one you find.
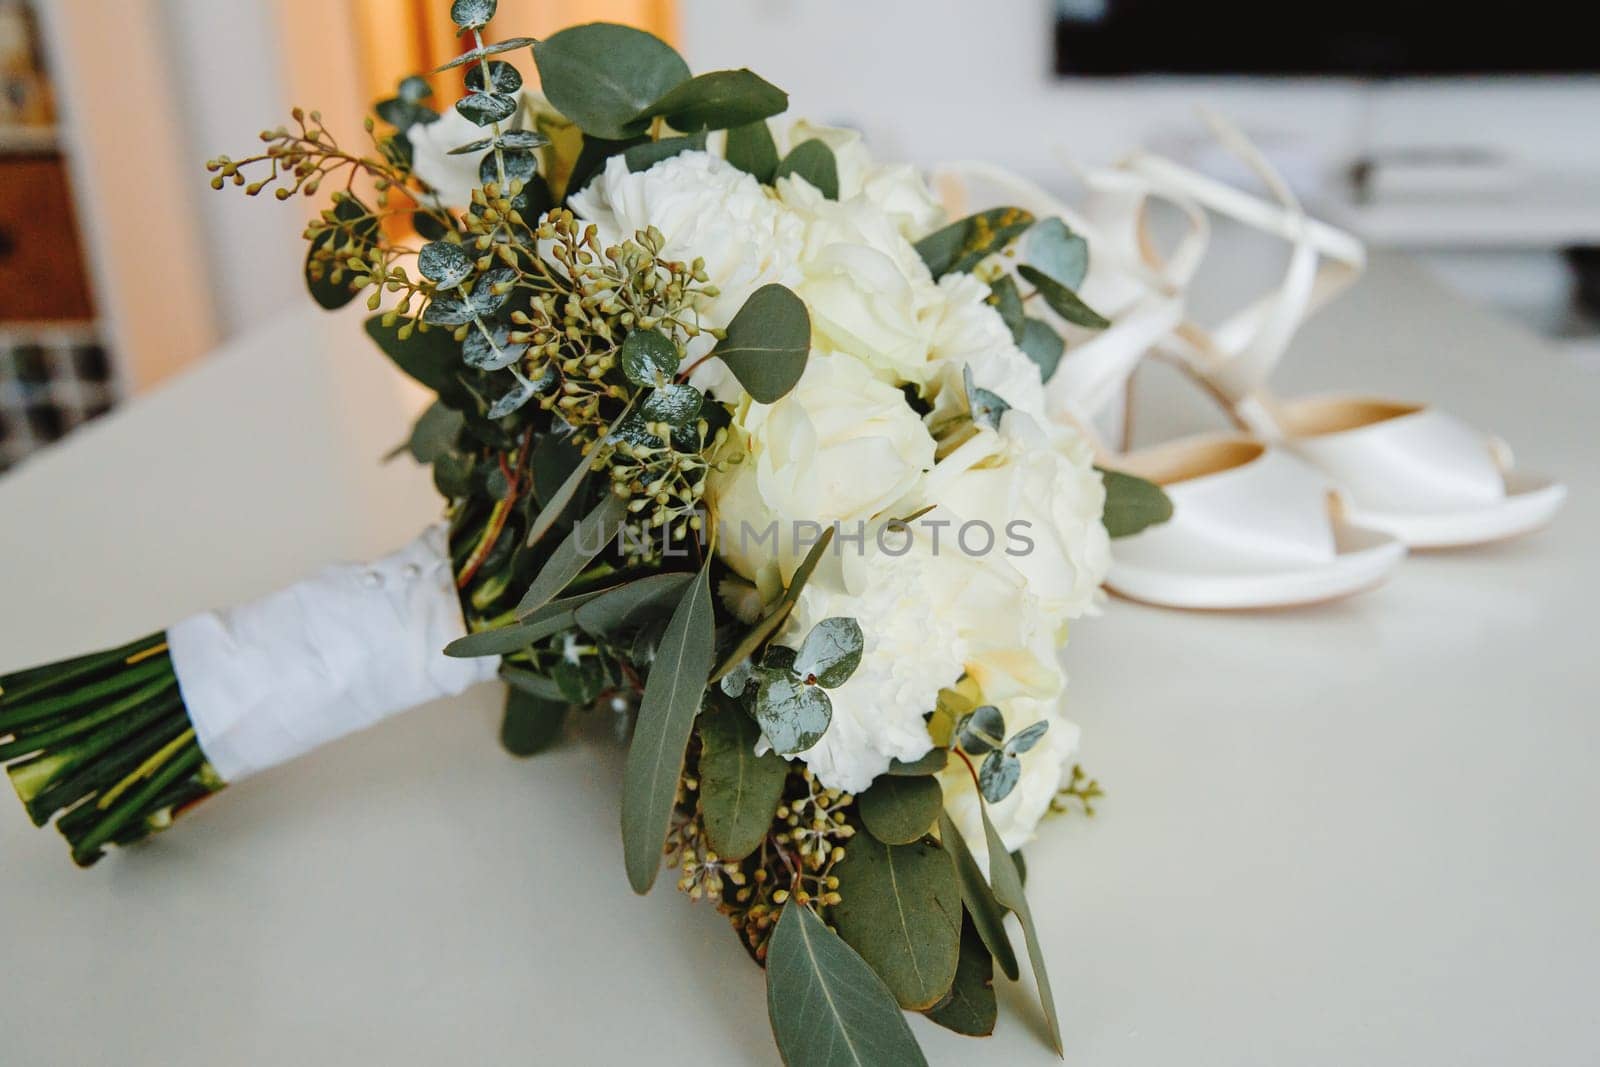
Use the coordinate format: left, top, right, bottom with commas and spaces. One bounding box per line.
568, 151, 805, 400
709, 350, 935, 584
408, 107, 496, 211
782, 120, 945, 241
779, 179, 944, 386
775, 544, 965, 793
924, 272, 1048, 425
939, 689, 1080, 867
935, 413, 1111, 630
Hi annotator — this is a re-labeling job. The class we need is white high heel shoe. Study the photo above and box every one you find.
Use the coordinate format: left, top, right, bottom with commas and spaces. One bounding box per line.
932, 161, 1407, 610
1126, 115, 1568, 549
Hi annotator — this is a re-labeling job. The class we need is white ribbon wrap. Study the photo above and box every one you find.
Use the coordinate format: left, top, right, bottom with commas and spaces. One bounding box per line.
167, 524, 499, 783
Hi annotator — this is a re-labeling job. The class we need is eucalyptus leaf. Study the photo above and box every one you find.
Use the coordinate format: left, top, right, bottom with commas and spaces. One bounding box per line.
914, 206, 1035, 279
418, 240, 474, 289
1026, 217, 1090, 290
924, 918, 998, 1037
619, 328, 680, 386
773, 138, 839, 199
572, 572, 695, 635
479, 147, 540, 187
712, 283, 811, 403
956, 704, 1005, 755
750, 670, 831, 755
533, 23, 691, 141
486, 375, 538, 419
524, 402, 632, 548
766, 901, 928, 1067
456, 91, 520, 128
719, 658, 755, 698
635, 68, 788, 133
1099, 466, 1175, 538
978, 751, 1020, 803
857, 775, 942, 846
514, 493, 628, 618
305, 196, 375, 310
499, 664, 565, 701
698, 694, 789, 861
982, 804, 1062, 1055
792, 617, 863, 688
464, 59, 523, 95
1019, 317, 1065, 381
831, 834, 962, 1011
887, 749, 948, 776
364, 315, 475, 407
725, 120, 779, 183
447, 136, 496, 156
639, 383, 703, 428
1007, 719, 1050, 754
621, 562, 715, 894
563, 133, 647, 199
432, 38, 538, 73
450, 0, 496, 30
710, 526, 834, 682
405, 402, 464, 464
989, 275, 1025, 344
462, 326, 530, 371
1018, 263, 1111, 329
964, 364, 1011, 431
936, 809, 1019, 982
622, 132, 707, 173
497, 129, 549, 150
500, 689, 566, 757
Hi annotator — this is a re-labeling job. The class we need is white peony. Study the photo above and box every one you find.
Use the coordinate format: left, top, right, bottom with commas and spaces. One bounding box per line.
708, 349, 935, 585
778, 178, 944, 386
568, 151, 805, 400
923, 272, 1048, 425
939, 688, 1080, 867
781, 120, 945, 241
775, 545, 965, 793
935, 413, 1111, 631
408, 107, 496, 211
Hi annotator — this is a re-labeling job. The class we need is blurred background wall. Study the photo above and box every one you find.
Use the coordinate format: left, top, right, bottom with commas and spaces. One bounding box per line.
2, 0, 1596, 474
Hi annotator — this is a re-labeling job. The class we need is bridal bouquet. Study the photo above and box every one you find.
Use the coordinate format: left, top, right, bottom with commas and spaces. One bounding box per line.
1, 4, 1166, 1062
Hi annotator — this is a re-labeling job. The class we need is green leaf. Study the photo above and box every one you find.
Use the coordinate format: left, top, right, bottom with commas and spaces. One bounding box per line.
563, 133, 647, 199
956, 704, 1005, 755
432, 38, 538, 73
710, 526, 834, 682
533, 23, 690, 141
523, 402, 632, 549
725, 120, 779, 183
924, 917, 998, 1037
936, 809, 1019, 982
978, 750, 1020, 803
363, 315, 475, 408
572, 572, 695, 635
857, 775, 942, 846
1018, 263, 1111, 329
635, 68, 788, 133
1098, 466, 1174, 538
749, 670, 832, 755
914, 206, 1035, 280
773, 138, 839, 199
464, 59, 523, 95
831, 834, 963, 1011
404, 402, 464, 464
1026, 217, 1089, 290
766, 902, 929, 1067
1019, 317, 1065, 381
499, 664, 565, 701
697, 694, 789, 861
514, 492, 628, 618
963, 365, 1011, 431
450, 0, 497, 31
456, 91, 520, 127
621, 561, 716, 894
712, 283, 811, 403
622, 131, 707, 173
500, 689, 567, 756
887, 749, 948, 776
639, 383, 703, 428
981, 804, 1062, 1055
989, 275, 1025, 344
444, 593, 592, 658
792, 617, 863, 688
619, 327, 681, 386
306, 197, 376, 310
462, 326, 530, 372
418, 240, 474, 289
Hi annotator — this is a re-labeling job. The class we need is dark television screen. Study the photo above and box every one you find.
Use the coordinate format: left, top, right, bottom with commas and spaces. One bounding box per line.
1054, 0, 1599, 76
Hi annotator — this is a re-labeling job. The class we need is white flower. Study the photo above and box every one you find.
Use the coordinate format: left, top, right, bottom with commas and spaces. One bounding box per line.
778, 178, 944, 386
940, 689, 1080, 867
780, 120, 945, 241
568, 151, 804, 400
776, 545, 965, 793
923, 272, 1047, 425
934, 413, 1111, 631
408, 107, 494, 211
708, 350, 935, 584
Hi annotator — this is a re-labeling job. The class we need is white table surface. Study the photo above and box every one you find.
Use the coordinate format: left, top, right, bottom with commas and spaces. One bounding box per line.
1, 254, 1596, 1066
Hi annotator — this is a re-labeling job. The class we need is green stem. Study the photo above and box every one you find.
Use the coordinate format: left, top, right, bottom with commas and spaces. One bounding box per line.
0, 655, 174, 732
69, 744, 204, 866
0, 634, 165, 708
0, 676, 179, 760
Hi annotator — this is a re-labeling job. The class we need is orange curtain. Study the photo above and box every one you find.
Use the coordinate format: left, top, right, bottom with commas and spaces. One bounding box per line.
353, 0, 678, 108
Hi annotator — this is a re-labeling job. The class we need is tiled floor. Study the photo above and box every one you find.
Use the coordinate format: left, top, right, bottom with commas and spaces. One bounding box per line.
0, 326, 117, 474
